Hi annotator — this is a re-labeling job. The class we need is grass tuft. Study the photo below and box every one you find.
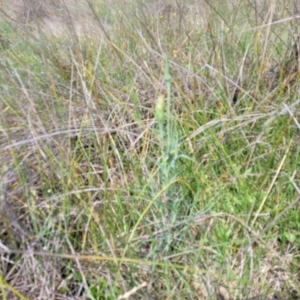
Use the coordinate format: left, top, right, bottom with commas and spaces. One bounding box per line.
0, 0, 300, 299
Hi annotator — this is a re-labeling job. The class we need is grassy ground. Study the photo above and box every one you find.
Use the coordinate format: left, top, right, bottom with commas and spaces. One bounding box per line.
0, 0, 300, 299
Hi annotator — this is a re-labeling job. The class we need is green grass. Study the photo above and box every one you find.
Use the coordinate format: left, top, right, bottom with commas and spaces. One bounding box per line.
0, 0, 300, 299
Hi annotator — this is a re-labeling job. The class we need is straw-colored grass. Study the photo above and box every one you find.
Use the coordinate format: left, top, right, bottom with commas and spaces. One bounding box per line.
0, 0, 300, 299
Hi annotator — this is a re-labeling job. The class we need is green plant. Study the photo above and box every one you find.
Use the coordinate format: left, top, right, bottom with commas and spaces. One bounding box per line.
151, 59, 195, 254
1, 1, 300, 299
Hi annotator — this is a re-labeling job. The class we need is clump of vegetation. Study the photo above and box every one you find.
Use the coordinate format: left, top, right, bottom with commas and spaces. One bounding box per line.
0, 0, 300, 299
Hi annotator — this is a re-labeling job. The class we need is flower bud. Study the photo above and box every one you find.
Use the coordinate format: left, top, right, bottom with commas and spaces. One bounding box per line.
155, 94, 165, 123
